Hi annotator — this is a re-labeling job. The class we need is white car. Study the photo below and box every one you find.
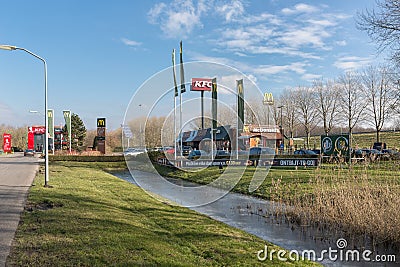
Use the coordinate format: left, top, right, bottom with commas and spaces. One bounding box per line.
123, 148, 146, 156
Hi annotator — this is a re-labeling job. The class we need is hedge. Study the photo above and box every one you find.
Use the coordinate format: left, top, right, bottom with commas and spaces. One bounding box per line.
49, 155, 125, 162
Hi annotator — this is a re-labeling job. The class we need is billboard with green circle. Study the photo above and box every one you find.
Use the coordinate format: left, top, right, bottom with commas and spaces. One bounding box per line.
321, 134, 350, 157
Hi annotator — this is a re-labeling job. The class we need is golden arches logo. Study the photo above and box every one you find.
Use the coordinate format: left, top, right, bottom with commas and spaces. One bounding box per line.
63, 111, 70, 118
263, 93, 274, 104
97, 118, 106, 127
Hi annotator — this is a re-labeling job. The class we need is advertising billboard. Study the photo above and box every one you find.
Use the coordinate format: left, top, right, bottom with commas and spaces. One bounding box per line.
3, 133, 11, 153
321, 134, 350, 157
191, 78, 212, 91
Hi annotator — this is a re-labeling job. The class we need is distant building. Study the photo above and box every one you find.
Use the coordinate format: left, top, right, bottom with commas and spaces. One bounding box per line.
178, 124, 283, 151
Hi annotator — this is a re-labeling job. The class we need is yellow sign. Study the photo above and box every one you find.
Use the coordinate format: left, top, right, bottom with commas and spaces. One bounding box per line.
263, 92, 274, 105
97, 118, 106, 127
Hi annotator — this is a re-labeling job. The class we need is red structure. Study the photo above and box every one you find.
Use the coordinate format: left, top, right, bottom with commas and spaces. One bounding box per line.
27, 126, 67, 152
3, 133, 12, 153
27, 126, 46, 152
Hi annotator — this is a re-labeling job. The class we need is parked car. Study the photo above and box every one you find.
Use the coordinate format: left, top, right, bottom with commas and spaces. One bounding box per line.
249, 147, 275, 157
164, 147, 175, 154
187, 150, 209, 160
24, 149, 35, 157
12, 147, 23, 152
311, 149, 321, 155
293, 149, 317, 155
214, 150, 231, 159
248, 147, 275, 165
351, 148, 364, 158
361, 148, 384, 161
181, 146, 193, 156
123, 148, 146, 156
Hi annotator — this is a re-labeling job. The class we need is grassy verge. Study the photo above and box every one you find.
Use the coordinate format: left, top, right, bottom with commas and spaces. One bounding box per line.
7, 161, 319, 266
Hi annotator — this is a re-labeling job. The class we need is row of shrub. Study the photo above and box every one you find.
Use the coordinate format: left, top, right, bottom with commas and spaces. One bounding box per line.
49, 155, 125, 162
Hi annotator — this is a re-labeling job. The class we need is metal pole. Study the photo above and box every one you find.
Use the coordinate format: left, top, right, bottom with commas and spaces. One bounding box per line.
180, 89, 183, 163
201, 90, 204, 129
12, 47, 49, 186
174, 90, 177, 161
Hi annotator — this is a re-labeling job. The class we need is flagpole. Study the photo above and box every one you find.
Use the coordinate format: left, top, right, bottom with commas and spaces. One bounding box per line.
180, 85, 183, 162
179, 41, 186, 165
174, 92, 177, 162
172, 49, 177, 162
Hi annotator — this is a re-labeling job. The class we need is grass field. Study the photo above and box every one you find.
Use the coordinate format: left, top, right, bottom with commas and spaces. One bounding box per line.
7, 161, 319, 267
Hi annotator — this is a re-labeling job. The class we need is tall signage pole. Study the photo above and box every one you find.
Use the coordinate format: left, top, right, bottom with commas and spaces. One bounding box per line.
237, 79, 244, 159
172, 49, 178, 161
179, 41, 186, 163
47, 109, 54, 155
63, 110, 72, 153
97, 118, 106, 154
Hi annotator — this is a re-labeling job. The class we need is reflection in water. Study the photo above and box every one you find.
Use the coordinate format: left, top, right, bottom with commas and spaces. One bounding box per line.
113, 170, 399, 267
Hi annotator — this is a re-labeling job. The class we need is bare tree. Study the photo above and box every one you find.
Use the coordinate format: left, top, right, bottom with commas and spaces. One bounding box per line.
338, 71, 367, 151
360, 65, 396, 142
280, 89, 298, 140
314, 79, 340, 135
294, 86, 318, 148
357, 0, 400, 64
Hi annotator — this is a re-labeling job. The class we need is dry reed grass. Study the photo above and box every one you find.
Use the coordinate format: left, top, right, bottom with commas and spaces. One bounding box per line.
269, 160, 400, 246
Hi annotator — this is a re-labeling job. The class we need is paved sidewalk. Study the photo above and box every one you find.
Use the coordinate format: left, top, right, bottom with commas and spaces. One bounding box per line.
0, 153, 40, 267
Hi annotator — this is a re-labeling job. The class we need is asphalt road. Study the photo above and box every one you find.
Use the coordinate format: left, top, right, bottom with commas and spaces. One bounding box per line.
0, 153, 40, 267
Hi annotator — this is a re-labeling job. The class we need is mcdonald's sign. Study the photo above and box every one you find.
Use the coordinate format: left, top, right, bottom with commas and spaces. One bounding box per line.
97, 118, 106, 128
263, 92, 274, 105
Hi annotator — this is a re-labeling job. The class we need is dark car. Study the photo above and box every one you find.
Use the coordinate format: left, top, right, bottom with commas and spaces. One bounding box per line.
382, 149, 400, 160
293, 149, 317, 155
249, 147, 275, 157
178, 146, 193, 156
361, 148, 384, 160
351, 148, 364, 158
12, 147, 23, 152
24, 149, 35, 157
311, 149, 321, 155
214, 150, 231, 159
187, 150, 208, 160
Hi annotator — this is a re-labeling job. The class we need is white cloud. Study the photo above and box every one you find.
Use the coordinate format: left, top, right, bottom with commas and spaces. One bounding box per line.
302, 73, 322, 81
254, 62, 307, 75
216, 0, 245, 22
121, 38, 142, 47
336, 40, 347, 46
281, 3, 319, 15
333, 56, 372, 70
147, 0, 208, 38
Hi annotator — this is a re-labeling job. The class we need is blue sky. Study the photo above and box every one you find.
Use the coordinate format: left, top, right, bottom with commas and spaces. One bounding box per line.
0, 0, 383, 130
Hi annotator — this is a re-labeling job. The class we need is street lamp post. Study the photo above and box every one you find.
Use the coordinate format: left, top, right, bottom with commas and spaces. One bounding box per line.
277, 105, 284, 154
0, 45, 49, 187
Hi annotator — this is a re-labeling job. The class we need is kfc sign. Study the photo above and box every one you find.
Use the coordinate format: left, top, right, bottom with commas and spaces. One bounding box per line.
29, 126, 46, 135
3, 133, 12, 153
191, 78, 212, 91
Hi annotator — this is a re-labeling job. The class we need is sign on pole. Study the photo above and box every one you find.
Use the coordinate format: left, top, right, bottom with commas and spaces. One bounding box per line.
263, 92, 274, 105
47, 109, 54, 154
3, 133, 12, 153
321, 134, 350, 157
97, 118, 106, 154
63, 110, 72, 152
